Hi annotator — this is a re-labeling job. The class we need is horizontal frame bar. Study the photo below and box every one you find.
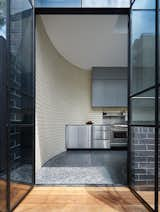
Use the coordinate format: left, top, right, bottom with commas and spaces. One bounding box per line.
35, 7, 130, 15
131, 9, 156, 11
129, 86, 156, 98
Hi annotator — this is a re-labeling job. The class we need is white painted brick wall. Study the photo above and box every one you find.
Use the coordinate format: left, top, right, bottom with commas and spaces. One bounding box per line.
36, 16, 91, 171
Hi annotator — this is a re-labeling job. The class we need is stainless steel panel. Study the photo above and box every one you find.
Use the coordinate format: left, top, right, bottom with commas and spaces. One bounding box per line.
66, 125, 112, 149
92, 140, 110, 149
92, 125, 110, 131
111, 139, 128, 147
78, 126, 91, 148
66, 126, 79, 149
92, 130, 110, 140
65, 125, 91, 149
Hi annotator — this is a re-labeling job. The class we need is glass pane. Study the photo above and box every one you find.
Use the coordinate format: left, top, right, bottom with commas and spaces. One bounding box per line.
82, 0, 130, 8
132, 0, 155, 9
10, 126, 33, 209
10, 6, 34, 125
131, 11, 155, 94
36, 0, 81, 7
0, 0, 7, 211
9, 0, 34, 210
35, 0, 130, 8
130, 127, 155, 210
159, 4, 160, 84
131, 89, 155, 125
159, 128, 160, 210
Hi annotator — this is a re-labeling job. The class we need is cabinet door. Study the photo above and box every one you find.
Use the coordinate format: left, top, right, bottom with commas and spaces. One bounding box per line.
92, 79, 127, 107
103, 79, 127, 106
78, 126, 91, 148
66, 126, 79, 148
92, 80, 105, 106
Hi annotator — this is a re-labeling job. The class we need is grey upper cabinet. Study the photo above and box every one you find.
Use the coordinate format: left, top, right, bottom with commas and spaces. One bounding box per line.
92, 67, 127, 107
92, 79, 104, 106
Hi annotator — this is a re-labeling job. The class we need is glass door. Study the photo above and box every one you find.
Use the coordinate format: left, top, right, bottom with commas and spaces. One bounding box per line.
129, 0, 157, 211
8, 0, 35, 210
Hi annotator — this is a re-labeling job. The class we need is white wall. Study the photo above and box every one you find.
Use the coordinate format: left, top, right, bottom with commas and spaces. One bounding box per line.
36, 16, 127, 172
36, 16, 90, 171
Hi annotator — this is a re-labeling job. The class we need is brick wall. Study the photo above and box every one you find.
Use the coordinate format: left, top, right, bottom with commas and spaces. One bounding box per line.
131, 127, 155, 191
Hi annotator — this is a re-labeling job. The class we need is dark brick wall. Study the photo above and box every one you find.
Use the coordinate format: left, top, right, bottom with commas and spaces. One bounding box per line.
131, 127, 155, 191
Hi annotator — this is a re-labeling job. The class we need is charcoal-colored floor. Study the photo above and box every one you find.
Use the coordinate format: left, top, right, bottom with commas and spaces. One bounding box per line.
36, 150, 127, 185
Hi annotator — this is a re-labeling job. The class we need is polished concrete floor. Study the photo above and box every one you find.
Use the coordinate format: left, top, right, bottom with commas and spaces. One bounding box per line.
36, 150, 127, 185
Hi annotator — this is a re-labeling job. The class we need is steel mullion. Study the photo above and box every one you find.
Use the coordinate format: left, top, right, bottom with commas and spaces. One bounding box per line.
6, 0, 11, 210
155, 0, 159, 211
127, 9, 131, 187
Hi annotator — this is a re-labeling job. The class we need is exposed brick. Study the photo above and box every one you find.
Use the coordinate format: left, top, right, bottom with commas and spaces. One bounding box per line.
131, 127, 155, 189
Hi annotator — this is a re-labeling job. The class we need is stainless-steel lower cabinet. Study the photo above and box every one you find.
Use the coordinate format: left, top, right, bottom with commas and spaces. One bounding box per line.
66, 125, 111, 149
66, 125, 92, 149
92, 139, 110, 149
92, 125, 111, 149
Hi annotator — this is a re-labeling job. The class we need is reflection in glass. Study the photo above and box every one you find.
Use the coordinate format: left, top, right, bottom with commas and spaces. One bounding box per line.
0, 0, 7, 211
159, 2, 160, 207
131, 127, 155, 209
35, 0, 130, 8
132, 0, 155, 9
159, 8, 160, 83
130, 0, 157, 210
9, 0, 34, 210
82, 0, 130, 8
36, 0, 81, 7
131, 89, 155, 125
131, 11, 155, 94
159, 127, 160, 209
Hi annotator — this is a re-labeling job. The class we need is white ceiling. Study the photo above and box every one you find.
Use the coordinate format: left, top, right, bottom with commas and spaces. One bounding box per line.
41, 15, 128, 70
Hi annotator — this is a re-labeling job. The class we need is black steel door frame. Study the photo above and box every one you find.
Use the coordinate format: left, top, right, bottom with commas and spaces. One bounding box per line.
128, 0, 159, 212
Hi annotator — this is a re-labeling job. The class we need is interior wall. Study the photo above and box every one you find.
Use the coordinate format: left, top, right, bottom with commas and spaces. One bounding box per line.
36, 16, 127, 172
36, 16, 89, 171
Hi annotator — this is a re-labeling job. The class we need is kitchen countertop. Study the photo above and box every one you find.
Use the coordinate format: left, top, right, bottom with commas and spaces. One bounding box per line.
65, 124, 111, 126
66, 124, 127, 127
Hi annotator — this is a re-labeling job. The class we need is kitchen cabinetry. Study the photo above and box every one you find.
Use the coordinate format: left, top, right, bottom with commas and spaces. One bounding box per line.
92, 67, 127, 107
66, 125, 111, 149
66, 125, 91, 149
92, 125, 111, 149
